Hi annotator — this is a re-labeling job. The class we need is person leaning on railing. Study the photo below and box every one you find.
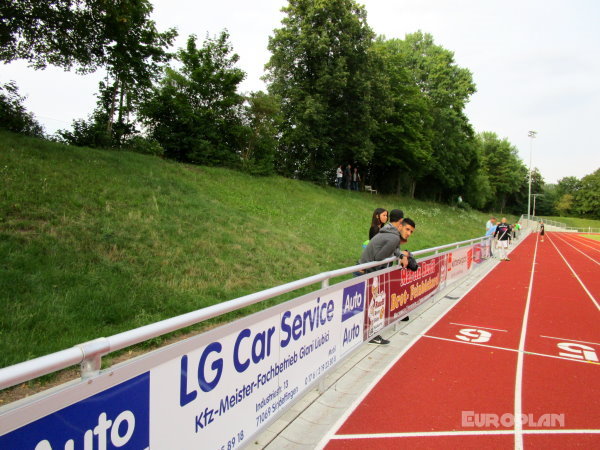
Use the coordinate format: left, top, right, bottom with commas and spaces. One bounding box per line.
359, 211, 413, 273
356, 210, 416, 344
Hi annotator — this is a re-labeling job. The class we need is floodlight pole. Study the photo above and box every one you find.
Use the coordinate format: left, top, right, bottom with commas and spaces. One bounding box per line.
532, 193, 543, 217
527, 131, 537, 220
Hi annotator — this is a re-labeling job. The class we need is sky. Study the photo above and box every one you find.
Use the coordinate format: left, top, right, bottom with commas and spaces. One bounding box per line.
3, 0, 600, 184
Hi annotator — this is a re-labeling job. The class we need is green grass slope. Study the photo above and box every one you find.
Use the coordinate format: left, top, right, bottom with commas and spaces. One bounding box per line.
1, 131, 507, 368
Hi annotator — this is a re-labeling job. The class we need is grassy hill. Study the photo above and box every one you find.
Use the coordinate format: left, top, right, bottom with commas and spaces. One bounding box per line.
0, 131, 510, 369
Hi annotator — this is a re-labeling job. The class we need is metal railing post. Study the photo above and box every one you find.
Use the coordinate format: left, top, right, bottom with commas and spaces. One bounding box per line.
77, 338, 111, 379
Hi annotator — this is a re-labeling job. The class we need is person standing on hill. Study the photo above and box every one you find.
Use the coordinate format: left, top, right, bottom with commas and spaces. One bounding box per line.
494, 217, 511, 261
336, 165, 343, 188
344, 164, 352, 190
352, 167, 361, 191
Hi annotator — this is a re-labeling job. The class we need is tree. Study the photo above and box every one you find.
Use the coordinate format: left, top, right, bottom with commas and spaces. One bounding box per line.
0, 81, 44, 137
399, 32, 477, 200
478, 132, 527, 212
535, 183, 558, 217
140, 33, 246, 166
555, 193, 574, 217
462, 139, 492, 209
265, 0, 376, 183
241, 91, 281, 175
574, 169, 600, 218
97, 0, 176, 146
1, 0, 105, 71
529, 168, 545, 195
4, 1, 176, 148
57, 109, 111, 148
555, 176, 581, 198
368, 37, 433, 195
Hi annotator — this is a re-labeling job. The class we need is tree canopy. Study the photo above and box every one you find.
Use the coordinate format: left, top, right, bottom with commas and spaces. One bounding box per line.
140, 33, 246, 166
1, 0, 174, 74
265, 0, 376, 183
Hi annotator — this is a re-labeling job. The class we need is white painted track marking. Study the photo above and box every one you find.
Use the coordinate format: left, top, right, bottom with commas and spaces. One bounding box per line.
449, 322, 508, 332
547, 233, 600, 311
552, 233, 600, 265
540, 335, 600, 347
514, 232, 540, 450
329, 428, 600, 441
562, 233, 600, 253
421, 334, 600, 365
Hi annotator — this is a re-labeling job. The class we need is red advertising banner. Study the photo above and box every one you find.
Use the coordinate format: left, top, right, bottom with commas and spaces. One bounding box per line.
387, 256, 442, 322
362, 240, 492, 337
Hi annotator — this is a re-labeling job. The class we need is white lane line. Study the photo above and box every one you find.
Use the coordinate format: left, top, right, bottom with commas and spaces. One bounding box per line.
563, 233, 600, 252
514, 233, 540, 450
552, 233, 600, 265
547, 234, 600, 312
540, 335, 600, 347
421, 334, 600, 366
330, 429, 600, 440
314, 256, 504, 450
449, 322, 508, 332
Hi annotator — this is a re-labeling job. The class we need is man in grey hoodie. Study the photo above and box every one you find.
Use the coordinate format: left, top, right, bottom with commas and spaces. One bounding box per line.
358, 210, 416, 345
359, 209, 415, 273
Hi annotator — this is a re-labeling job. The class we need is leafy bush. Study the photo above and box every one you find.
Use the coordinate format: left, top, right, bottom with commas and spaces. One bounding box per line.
56, 111, 112, 148
0, 81, 44, 137
124, 136, 164, 157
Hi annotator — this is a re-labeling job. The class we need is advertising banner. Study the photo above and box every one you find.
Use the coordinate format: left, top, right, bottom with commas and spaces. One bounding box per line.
387, 256, 442, 322
148, 291, 343, 450
363, 272, 389, 340
0, 373, 150, 450
1, 287, 353, 450
445, 246, 474, 284
438, 253, 449, 290
339, 281, 366, 358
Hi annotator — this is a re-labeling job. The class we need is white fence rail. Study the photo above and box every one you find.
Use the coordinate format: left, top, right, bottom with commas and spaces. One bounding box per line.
521, 214, 599, 234
0, 237, 489, 391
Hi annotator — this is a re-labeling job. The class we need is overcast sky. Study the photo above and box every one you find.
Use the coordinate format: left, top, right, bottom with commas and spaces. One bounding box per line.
3, 0, 599, 183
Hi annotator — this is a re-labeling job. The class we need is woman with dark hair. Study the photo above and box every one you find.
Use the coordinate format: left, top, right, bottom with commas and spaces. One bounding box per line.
369, 208, 389, 239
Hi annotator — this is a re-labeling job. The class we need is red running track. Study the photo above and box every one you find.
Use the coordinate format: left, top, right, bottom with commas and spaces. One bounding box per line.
319, 232, 600, 449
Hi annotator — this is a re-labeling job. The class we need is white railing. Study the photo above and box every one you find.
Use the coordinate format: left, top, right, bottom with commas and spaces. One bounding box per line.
525, 215, 567, 228
565, 227, 600, 233
0, 236, 491, 391
523, 214, 599, 234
